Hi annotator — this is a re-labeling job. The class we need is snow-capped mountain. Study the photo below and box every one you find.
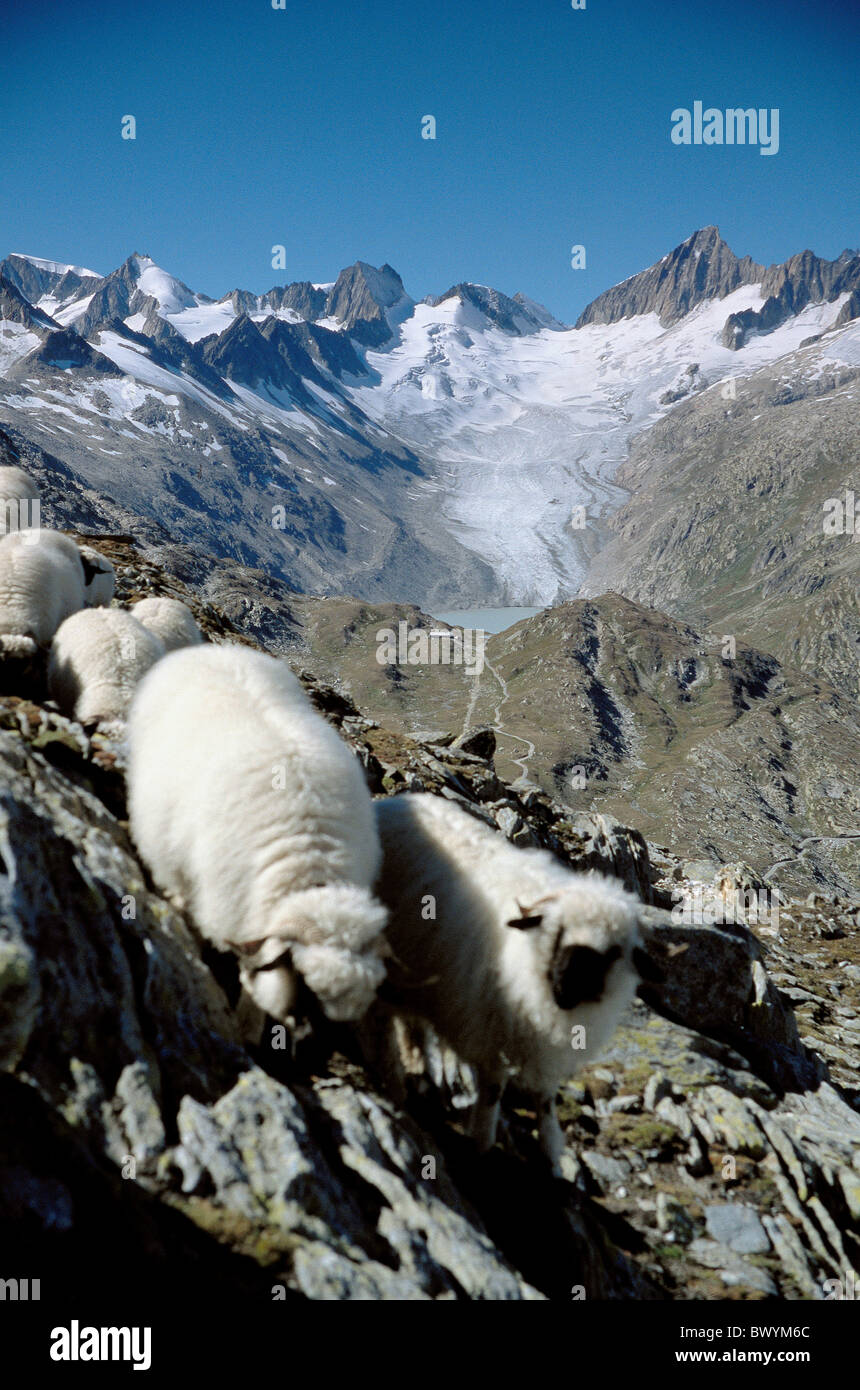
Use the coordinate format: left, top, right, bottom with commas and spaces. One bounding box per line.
0, 229, 857, 605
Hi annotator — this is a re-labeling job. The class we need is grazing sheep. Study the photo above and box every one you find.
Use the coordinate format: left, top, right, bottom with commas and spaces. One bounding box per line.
0, 530, 88, 656
77, 545, 116, 607
132, 596, 203, 652
0, 466, 40, 537
48, 608, 166, 723
126, 644, 388, 1022
372, 793, 647, 1170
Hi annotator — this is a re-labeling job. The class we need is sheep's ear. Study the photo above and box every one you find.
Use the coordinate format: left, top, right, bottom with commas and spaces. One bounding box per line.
506, 912, 544, 930
229, 937, 267, 957
79, 554, 101, 587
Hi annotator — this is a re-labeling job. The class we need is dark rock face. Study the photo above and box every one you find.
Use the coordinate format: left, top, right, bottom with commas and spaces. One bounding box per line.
196, 314, 362, 406
264, 281, 329, 321
288, 320, 369, 379
425, 283, 552, 335
199, 313, 301, 394
17, 326, 122, 375
0, 254, 101, 307
325, 261, 410, 346
575, 226, 763, 328
724, 249, 860, 348
0, 275, 58, 334
454, 726, 496, 760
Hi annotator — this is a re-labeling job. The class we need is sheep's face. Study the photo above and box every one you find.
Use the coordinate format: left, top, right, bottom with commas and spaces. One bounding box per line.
263, 885, 389, 1023
235, 936, 299, 1022
241, 960, 298, 1021
548, 939, 623, 1011
506, 875, 646, 1022
78, 546, 116, 607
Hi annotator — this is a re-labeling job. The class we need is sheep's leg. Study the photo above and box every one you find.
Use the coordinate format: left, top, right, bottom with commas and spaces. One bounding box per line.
356, 1006, 410, 1105
536, 1095, 565, 1167
235, 985, 267, 1046
536, 1094, 580, 1181
469, 1076, 504, 1152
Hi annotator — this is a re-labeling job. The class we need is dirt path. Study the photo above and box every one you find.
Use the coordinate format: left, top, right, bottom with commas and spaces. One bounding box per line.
462, 653, 536, 782
764, 833, 860, 883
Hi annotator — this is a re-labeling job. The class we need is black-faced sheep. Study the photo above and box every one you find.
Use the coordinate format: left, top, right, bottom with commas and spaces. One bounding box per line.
77, 545, 116, 607
372, 793, 646, 1171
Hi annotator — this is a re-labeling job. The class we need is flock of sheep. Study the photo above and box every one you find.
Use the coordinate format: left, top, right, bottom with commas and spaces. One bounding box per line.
0, 463, 650, 1173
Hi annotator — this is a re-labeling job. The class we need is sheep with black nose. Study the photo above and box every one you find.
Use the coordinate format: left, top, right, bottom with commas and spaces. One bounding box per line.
77, 545, 116, 607
132, 596, 202, 652
125, 644, 388, 1024
0, 530, 89, 657
48, 608, 166, 724
371, 793, 647, 1172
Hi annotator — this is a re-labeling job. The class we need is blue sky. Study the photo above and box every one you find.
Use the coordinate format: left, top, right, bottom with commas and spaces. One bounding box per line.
2, 0, 857, 322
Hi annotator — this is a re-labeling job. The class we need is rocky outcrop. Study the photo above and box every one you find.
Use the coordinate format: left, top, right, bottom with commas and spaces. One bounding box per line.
264, 281, 329, 321
575, 227, 762, 328
0, 275, 58, 335
425, 283, 555, 335
576, 228, 860, 345
325, 262, 410, 347
0, 254, 101, 308
15, 326, 123, 375
723, 249, 860, 348
834, 289, 860, 329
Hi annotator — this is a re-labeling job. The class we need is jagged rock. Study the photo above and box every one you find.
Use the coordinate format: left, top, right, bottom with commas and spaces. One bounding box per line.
0, 709, 547, 1299
704, 1202, 770, 1255
454, 727, 496, 761
689, 1086, 768, 1159
558, 812, 653, 901
638, 906, 819, 1089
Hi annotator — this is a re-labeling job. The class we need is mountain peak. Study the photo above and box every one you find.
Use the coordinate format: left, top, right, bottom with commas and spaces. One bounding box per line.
325, 261, 411, 347
424, 282, 560, 335
576, 226, 763, 328
0, 253, 102, 308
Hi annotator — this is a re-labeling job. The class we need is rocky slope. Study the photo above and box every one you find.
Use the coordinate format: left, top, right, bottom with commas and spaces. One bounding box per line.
580, 331, 860, 697
277, 593, 860, 900
1, 532, 857, 1303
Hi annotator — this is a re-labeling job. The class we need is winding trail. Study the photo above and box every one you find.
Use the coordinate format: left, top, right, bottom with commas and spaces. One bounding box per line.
764, 833, 860, 883
462, 653, 536, 783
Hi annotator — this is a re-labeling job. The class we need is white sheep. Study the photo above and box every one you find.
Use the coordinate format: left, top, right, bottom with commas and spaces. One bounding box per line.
0, 465, 40, 537
0, 530, 87, 656
372, 793, 647, 1171
132, 596, 203, 651
126, 644, 388, 1023
77, 545, 116, 607
48, 608, 166, 723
